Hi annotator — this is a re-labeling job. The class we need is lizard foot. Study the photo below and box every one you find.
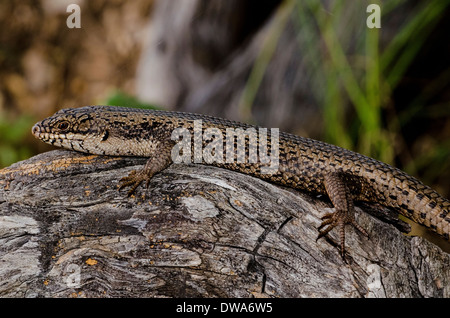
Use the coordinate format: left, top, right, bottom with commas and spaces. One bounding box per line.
118, 169, 152, 196
317, 210, 369, 256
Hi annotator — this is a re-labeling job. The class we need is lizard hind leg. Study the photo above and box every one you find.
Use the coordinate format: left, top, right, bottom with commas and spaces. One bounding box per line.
318, 173, 369, 256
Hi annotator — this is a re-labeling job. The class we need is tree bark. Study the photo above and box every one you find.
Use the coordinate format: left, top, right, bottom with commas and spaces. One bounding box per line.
0, 150, 449, 298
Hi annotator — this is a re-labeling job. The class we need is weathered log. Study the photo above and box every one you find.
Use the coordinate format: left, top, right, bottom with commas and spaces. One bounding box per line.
0, 150, 449, 298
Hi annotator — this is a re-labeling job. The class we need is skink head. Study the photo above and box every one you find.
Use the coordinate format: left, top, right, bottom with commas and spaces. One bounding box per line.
32, 105, 160, 156
32, 106, 111, 154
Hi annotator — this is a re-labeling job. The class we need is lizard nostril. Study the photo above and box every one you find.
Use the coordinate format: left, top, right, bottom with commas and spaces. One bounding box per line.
32, 124, 40, 136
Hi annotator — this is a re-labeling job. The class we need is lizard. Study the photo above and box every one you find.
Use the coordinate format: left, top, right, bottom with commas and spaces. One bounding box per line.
31, 105, 450, 255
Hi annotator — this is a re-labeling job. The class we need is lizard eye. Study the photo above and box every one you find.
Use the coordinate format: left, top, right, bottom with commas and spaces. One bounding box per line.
56, 121, 70, 132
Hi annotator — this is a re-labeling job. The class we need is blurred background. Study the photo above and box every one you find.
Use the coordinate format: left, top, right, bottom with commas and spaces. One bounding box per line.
1, 0, 449, 202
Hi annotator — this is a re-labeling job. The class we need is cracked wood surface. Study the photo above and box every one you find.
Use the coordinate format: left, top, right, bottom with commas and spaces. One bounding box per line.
0, 150, 449, 297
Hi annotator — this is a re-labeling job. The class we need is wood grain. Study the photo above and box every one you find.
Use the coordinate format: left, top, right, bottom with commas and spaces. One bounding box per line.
0, 150, 448, 297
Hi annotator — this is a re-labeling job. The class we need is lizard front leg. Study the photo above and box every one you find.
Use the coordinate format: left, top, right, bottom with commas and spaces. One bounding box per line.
118, 139, 174, 196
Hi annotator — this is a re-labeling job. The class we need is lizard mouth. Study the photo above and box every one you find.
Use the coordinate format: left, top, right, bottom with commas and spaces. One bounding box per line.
32, 123, 74, 145
31, 124, 62, 142
31, 123, 50, 141
32, 122, 94, 153
31, 124, 43, 139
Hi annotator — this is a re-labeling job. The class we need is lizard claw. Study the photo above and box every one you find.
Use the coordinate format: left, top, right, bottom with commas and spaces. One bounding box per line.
118, 148, 173, 196
317, 210, 368, 256
118, 169, 149, 196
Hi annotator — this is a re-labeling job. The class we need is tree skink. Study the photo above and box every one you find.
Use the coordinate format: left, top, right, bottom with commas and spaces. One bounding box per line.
31, 106, 450, 254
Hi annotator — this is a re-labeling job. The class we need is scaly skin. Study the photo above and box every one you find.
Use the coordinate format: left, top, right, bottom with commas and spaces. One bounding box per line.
32, 106, 450, 254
